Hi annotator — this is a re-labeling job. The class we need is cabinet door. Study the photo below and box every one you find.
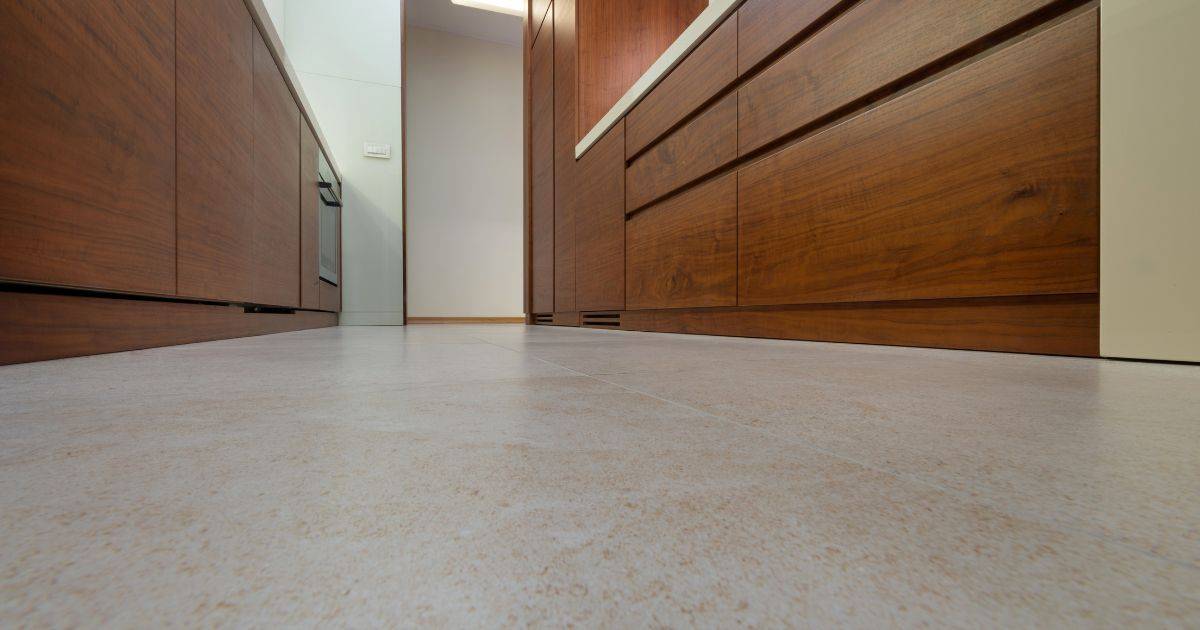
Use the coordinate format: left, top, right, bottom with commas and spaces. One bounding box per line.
177, 0, 255, 302
300, 124, 321, 310
553, 0, 577, 312
575, 121, 624, 312
530, 18, 555, 314
0, 0, 176, 295
251, 29, 301, 308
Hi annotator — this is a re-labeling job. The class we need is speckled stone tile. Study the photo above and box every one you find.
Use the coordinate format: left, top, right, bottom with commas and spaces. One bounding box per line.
1, 325, 1198, 626
533, 331, 1200, 567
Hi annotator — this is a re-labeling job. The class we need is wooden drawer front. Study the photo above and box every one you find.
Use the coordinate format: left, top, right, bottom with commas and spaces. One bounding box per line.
737, 0, 1060, 156
627, 93, 736, 212
576, 122, 626, 312
0, 0, 176, 295
626, 14, 737, 158
530, 21, 555, 313
737, 0, 844, 75
627, 173, 737, 310
738, 10, 1098, 307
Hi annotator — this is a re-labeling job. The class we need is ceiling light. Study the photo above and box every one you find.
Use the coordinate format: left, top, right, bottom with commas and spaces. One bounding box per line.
451, 0, 525, 17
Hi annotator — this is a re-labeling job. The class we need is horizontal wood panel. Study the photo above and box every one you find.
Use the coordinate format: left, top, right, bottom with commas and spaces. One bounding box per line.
626, 14, 738, 158
531, 22, 555, 313
252, 29, 301, 308
621, 294, 1099, 357
737, 0, 1062, 155
177, 0, 255, 303
739, 10, 1099, 306
627, 93, 737, 212
0, 291, 336, 366
0, 0, 176, 295
575, 121, 626, 311
737, 0, 845, 75
627, 173, 738, 310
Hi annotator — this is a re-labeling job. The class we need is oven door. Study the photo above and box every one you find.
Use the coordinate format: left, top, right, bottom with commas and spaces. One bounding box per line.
318, 193, 340, 285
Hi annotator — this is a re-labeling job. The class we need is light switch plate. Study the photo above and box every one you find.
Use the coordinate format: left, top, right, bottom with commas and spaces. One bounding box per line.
363, 142, 392, 159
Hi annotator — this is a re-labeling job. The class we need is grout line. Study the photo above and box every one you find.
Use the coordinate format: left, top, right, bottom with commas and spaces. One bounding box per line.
467, 328, 1200, 573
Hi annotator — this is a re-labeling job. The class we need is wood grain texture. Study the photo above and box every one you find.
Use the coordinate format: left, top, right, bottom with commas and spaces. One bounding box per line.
738, 10, 1099, 307
620, 294, 1099, 357
576, 0, 708, 137
531, 20, 555, 313
319, 280, 341, 313
554, 0, 577, 312
532, 0, 551, 44
177, 0, 254, 303
737, 0, 1061, 155
627, 93, 737, 212
0, 291, 336, 366
0, 0, 176, 295
300, 123, 320, 310
736, 0, 846, 75
252, 29, 301, 308
575, 121, 625, 312
626, 13, 737, 158
626, 173, 737, 310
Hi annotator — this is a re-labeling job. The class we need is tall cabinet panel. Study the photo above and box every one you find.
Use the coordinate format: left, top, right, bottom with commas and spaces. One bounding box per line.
530, 13, 556, 314
553, 0, 578, 313
177, 0, 255, 302
0, 0, 176, 295
575, 121, 625, 312
251, 30, 302, 308
300, 124, 321, 310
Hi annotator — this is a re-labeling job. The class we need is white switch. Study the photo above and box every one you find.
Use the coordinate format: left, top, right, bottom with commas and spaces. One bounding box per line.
363, 142, 392, 159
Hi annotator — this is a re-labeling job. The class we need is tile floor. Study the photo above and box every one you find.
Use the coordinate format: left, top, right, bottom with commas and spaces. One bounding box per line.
1, 324, 1198, 626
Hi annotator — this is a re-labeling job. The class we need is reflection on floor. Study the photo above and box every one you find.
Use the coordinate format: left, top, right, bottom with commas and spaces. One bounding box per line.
1, 324, 1197, 625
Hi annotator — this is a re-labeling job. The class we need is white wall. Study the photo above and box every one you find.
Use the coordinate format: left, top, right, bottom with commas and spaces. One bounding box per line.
1101, 0, 1200, 361
266, 0, 407, 325
404, 26, 524, 318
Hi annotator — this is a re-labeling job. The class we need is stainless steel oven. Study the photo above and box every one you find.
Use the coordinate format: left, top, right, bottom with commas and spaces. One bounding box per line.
317, 151, 341, 285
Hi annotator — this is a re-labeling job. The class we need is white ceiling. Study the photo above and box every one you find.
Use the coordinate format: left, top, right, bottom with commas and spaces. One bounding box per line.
406, 0, 524, 46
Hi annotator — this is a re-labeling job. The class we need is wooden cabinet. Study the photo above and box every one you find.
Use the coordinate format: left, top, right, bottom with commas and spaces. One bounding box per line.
300, 123, 321, 310
627, 173, 737, 310
625, 13, 737, 158
251, 30, 301, 308
576, 0, 707, 136
738, 11, 1098, 307
737, 0, 1061, 155
0, 0, 176, 295
530, 16, 555, 314
177, 0, 255, 302
575, 121, 625, 312
525, 0, 1100, 356
553, 0, 577, 313
531, 0, 552, 43
626, 93, 737, 213
736, 0, 843, 75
